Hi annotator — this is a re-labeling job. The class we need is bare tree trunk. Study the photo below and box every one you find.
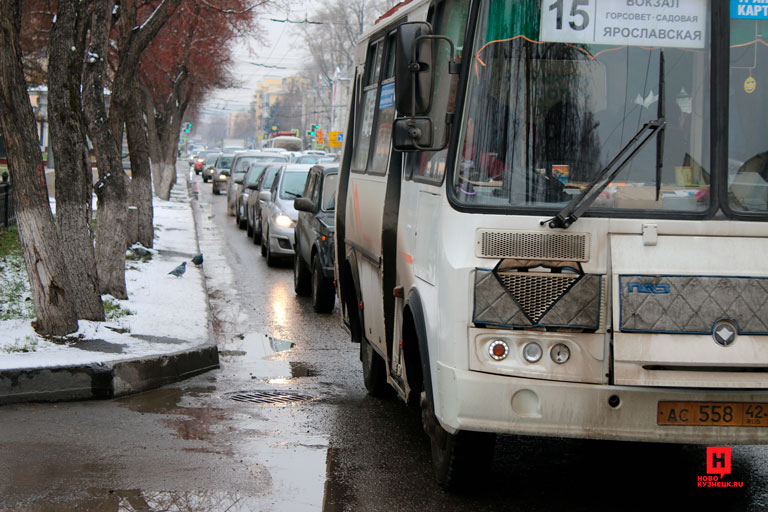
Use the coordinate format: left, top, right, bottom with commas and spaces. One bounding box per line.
143, 77, 186, 201
82, 0, 129, 299
0, 0, 78, 335
48, 0, 104, 320
125, 84, 153, 248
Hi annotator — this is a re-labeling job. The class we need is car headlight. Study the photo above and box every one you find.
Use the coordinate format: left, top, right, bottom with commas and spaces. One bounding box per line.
218, 174, 227, 180
274, 213, 294, 228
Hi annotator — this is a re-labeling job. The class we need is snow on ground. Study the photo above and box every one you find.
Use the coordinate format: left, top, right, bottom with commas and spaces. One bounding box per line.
0, 177, 210, 370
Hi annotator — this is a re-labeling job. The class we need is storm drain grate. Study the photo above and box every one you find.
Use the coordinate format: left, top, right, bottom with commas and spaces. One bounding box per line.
226, 390, 311, 406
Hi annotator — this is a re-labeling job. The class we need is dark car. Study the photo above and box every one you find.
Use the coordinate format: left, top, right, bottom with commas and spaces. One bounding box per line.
245, 164, 282, 244
235, 162, 267, 230
211, 152, 236, 194
293, 165, 338, 313
202, 152, 222, 182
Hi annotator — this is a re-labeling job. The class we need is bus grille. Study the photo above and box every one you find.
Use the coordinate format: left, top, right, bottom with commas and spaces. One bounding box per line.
477, 230, 589, 262
496, 272, 579, 323
474, 269, 602, 329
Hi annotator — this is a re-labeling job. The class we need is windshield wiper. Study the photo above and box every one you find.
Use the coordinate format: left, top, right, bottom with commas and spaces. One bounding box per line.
284, 191, 301, 198
542, 117, 666, 230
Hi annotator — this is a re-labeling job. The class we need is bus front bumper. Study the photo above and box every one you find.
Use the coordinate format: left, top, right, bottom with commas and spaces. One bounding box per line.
435, 362, 768, 444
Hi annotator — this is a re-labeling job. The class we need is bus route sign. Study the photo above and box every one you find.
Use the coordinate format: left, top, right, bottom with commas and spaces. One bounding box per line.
539, 0, 707, 49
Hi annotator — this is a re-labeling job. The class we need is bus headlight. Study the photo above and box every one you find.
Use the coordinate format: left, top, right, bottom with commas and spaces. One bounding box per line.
522, 342, 543, 363
488, 340, 509, 361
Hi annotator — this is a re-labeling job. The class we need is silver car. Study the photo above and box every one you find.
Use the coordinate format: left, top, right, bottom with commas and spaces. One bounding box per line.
259, 164, 312, 266
226, 152, 289, 215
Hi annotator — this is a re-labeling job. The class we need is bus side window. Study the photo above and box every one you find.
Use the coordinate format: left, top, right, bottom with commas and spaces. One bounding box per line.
369, 33, 397, 175
352, 40, 384, 173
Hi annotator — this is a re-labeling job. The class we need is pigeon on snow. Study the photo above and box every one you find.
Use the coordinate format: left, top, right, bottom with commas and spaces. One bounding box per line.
191, 253, 204, 266
131, 246, 152, 257
168, 261, 187, 277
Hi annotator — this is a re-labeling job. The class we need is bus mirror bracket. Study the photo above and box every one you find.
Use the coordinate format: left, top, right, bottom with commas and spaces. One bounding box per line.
393, 118, 433, 151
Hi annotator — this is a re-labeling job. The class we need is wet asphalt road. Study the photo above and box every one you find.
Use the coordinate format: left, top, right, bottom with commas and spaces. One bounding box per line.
2, 169, 768, 511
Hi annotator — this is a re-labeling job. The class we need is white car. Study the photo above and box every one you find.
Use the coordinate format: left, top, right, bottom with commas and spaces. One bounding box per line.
259, 164, 312, 266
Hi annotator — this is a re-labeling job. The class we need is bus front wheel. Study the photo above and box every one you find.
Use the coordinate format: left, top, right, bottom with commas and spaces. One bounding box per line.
422, 387, 496, 490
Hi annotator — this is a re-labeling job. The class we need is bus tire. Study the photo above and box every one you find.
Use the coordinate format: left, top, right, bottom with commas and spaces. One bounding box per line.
430, 428, 496, 491
361, 337, 389, 397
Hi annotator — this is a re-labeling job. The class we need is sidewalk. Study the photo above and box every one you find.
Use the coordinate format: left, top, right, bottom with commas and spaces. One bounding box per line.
0, 165, 218, 405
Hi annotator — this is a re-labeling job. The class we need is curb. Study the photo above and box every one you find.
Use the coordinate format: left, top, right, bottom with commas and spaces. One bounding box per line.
0, 344, 219, 405
0, 164, 220, 406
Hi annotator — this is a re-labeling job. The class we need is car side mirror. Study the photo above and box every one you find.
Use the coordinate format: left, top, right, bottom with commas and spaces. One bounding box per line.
259, 190, 271, 202
294, 197, 315, 212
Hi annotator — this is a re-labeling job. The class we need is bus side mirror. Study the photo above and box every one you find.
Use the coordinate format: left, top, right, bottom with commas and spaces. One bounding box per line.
395, 22, 433, 116
393, 118, 433, 151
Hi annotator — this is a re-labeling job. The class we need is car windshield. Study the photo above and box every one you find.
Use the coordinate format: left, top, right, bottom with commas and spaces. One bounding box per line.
450, 0, 711, 216
296, 155, 321, 164
216, 156, 234, 169
245, 165, 267, 185
261, 167, 281, 191
234, 155, 287, 174
322, 173, 338, 211
280, 171, 310, 199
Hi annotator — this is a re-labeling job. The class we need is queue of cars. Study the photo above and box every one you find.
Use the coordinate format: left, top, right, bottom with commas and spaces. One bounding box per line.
200, 147, 339, 312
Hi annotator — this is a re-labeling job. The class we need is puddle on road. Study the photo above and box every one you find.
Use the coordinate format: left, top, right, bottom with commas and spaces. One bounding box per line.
70, 339, 128, 354
155, 249, 196, 259
22, 488, 266, 512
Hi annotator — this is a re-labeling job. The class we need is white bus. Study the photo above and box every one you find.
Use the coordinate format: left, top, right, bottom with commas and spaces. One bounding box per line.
335, 0, 768, 488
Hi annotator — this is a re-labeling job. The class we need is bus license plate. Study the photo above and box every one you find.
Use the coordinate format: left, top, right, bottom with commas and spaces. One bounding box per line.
658, 402, 768, 427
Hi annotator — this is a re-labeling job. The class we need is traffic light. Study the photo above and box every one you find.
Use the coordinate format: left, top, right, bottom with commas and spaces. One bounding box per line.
308, 124, 320, 137
184, 122, 192, 133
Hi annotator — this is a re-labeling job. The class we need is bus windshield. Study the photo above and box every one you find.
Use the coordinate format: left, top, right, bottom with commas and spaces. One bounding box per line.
451, 0, 712, 215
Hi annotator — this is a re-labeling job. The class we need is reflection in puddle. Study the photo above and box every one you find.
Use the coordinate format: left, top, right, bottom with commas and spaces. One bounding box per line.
116, 387, 184, 414
47, 488, 262, 512
290, 362, 318, 378
270, 336, 295, 352
271, 282, 290, 327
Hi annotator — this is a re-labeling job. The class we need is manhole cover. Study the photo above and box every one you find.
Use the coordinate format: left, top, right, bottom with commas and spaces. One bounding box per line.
225, 390, 311, 405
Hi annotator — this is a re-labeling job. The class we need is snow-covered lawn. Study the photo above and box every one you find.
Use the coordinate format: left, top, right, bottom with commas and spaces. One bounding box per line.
0, 194, 210, 370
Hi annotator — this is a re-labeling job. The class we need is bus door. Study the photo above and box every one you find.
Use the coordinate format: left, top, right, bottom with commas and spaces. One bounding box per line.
347, 35, 398, 358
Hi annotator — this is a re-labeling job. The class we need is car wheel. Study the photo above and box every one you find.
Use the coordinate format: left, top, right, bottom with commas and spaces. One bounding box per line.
260, 228, 267, 257
311, 256, 335, 313
254, 216, 262, 244
265, 229, 278, 267
251, 222, 260, 245
293, 252, 311, 296
246, 214, 253, 237
212, 188, 219, 195
237, 205, 246, 230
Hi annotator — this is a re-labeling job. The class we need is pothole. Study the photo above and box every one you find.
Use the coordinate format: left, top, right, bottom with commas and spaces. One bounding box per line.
225, 390, 312, 406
